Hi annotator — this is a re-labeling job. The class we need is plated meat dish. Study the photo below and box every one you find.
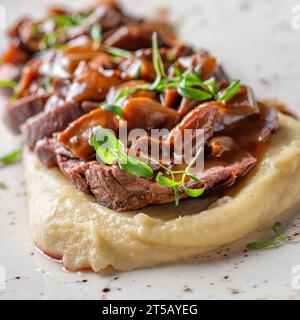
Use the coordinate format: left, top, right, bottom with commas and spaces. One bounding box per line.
1, 0, 278, 211
1, 1, 300, 272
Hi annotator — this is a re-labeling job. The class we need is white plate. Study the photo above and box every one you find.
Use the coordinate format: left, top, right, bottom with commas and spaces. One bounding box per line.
1, 0, 300, 300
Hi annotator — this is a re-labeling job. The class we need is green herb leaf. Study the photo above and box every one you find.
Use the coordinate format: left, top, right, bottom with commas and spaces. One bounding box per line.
166, 52, 176, 62
184, 172, 202, 183
90, 127, 153, 179
41, 32, 58, 49
247, 221, 292, 250
273, 221, 284, 237
183, 186, 205, 197
246, 239, 277, 250
172, 65, 183, 79
152, 32, 166, 78
55, 15, 77, 27
106, 47, 133, 58
204, 77, 219, 94
119, 153, 153, 179
114, 88, 136, 102
150, 75, 163, 91
156, 172, 180, 187
31, 24, 39, 37
133, 62, 142, 80
217, 80, 240, 102
178, 86, 212, 101
89, 127, 122, 165
174, 185, 180, 206
71, 12, 92, 25
0, 182, 7, 189
101, 104, 123, 117
54, 12, 91, 27
90, 24, 102, 48
0, 148, 22, 166
0, 80, 18, 88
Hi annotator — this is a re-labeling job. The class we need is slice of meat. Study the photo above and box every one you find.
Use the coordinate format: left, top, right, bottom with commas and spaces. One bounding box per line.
220, 103, 278, 153
86, 163, 168, 211
56, 153, 92, 194
51, 138, 256, 211
81, 101, 99, 113
207, 136, 237, 157
104, 22, 177, 50
34, 137, 58, 168
85, 153, 256, 211
213, 65, 229, 83
21, 101, 86, 149
198, 155, 257, 190
3, 93, 50, 134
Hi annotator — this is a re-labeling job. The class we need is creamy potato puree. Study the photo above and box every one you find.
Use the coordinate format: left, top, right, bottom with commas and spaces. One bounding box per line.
24, 113, 300, 271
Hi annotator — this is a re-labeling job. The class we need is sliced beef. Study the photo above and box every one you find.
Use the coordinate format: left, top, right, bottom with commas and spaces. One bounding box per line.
58, 159, 92, 194
33, 91, 278, 212
3, 93, 50, 134
21, 101, 86, 149
86, 163, 168, 210
81, 101, 100, 113
104, 22, 177, 50
213, 65, 229, 83
75, 153, 255, 211
220, 103, 278, 153
34, 137, 58, 168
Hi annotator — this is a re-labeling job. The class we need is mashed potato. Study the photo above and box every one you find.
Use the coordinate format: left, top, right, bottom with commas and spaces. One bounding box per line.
24, 113, 300, 271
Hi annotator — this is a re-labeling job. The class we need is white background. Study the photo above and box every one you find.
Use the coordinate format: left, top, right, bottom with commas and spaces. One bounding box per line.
1, 0, 300, 300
